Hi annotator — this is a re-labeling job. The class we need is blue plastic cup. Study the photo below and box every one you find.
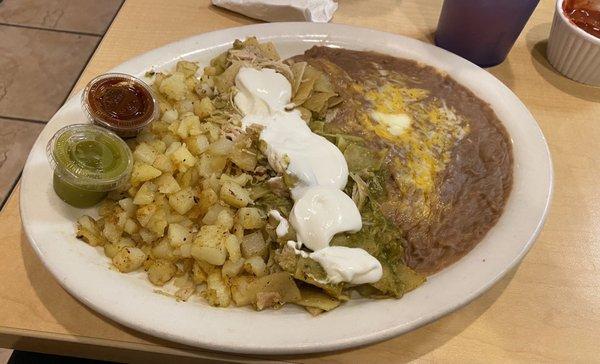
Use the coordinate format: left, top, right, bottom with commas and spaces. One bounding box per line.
435, 0, 540, 67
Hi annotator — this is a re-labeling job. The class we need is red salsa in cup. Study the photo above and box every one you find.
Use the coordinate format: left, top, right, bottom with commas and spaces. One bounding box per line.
82, 73, 158, 138
563, 0, 600, 38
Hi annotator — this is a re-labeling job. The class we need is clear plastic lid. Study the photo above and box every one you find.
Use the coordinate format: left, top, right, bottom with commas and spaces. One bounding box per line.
47, 124, 133, 192
81, 73, 159, 137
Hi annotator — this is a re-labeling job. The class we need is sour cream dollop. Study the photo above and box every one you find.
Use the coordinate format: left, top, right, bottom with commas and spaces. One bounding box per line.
235, 67, 382, 285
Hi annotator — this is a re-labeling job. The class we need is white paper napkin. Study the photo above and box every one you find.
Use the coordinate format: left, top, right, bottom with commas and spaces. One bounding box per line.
212, 0, 338, 23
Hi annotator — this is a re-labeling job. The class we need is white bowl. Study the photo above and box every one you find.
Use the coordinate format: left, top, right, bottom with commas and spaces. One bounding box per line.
547, 0, 600, 85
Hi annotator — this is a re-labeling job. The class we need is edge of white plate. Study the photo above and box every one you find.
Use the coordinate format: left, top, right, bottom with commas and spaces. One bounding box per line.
19, 23, 553, 355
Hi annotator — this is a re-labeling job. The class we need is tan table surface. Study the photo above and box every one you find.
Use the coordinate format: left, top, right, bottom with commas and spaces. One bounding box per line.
2, 0, 600, 362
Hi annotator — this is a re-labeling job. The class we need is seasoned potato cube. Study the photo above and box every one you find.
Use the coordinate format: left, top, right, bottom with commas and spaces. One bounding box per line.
103, 237, 135, 259
165, 141, 181, 157
159, 72, 186, 100
162, 108, 178, 123
152, 154, 175, 174
167, 223, 191, 247
216, 209, 234, 230
179, 114, 201, 138
201, 204, 229, 225
193, 97, 215, 119
192, 260, 212, 284
168, 187, 196, 215
75, 215, 106, 247
241, 232, 267, 258
155, 173, 181, 194
147, 208, 167, 237
222, 258, 245, 278
149, 139, 167, 154
220, 173, 251, 187
220, 181, 252, 208
230, 149, 257, 171
123, 218, 139, 235
170, 143, 197, 172
197, 188, 218, 217
176, 60, 198, 77
136, 203, 158, 227
112, 247, 147, 273
205, 271, 231, 307
102, 221, 122, 244
131, 162, 162, 186
230, 276, 256, 306
185, 135, 209, 156
147, 259, 177, 286
237, 207, 265, 229
133, 181, 157, 205
197, 154, 227, 178
244, 256, 267, 277
139, 228, 158, 244
224, 234, 241, 263
118, 197, 136, 217
208, 138, 234, 156
133, 142, 158, 164
191, 225, 229, 265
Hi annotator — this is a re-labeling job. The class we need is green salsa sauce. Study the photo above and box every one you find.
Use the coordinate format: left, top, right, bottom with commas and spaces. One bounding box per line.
47, 124, 132, 208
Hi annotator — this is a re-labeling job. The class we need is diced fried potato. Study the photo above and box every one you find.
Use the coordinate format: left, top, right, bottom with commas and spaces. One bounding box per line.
224, 234, 241, 263
139, 228, 158, 244
159, 72, 186, 100
197, 154, 227, 178
191, 225, 229, 265
152, 154, 175, 174
197, 188, 218, 217
179, 114, 201, 138
220, 181, 252, 208
132, 162, 162, 186
167, 223, 191, 247
168, 187, 196, 215
192, 260, 211, 284
220, 173, 251, 187
133, 181, 157, 205
162, 108, 178, 123
170, 143, 197, 172
205, 271, 231, 307
112, 247, 147, 273
151, 238, 175, 260
103, 237, 136, 259
176, 60, 198, 77
133, 142, 158, 164
208, 137, 234, 156
241, 231, 267, 258
155, 173, 181, 194
244, 256, 267, 277
147, 208, 167, 237
222, 258, 245, 278
136, 203, 158, 227
201, 204, 229, 225
216, 209, 234, 230
237, 207, 265, 229
230, 149, 257, 171
76, 215, 106, 247
147, 259, 177, 286
118, 198, 136, 217
123, 218, 139, 235
103, 221, 122, 244
193, 97, 215, 119
185, 135, 209, 156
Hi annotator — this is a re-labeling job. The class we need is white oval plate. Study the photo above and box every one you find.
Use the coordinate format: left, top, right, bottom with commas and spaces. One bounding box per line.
20, 23, 552, 355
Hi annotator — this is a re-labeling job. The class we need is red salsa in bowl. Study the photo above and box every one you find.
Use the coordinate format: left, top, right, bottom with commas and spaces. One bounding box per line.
82, 73, 158, 138
563, 0, 600, 38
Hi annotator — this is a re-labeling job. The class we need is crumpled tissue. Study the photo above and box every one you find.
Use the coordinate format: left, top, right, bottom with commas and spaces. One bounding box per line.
212, 0, 338, 23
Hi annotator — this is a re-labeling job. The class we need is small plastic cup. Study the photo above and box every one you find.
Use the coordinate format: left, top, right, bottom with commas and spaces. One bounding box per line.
435, 0, 540, 67
82, 73, 159, 138
47, 124, 133, 208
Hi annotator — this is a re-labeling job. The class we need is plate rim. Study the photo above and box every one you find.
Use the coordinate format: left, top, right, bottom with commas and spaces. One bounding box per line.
19, 22, 554, 355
